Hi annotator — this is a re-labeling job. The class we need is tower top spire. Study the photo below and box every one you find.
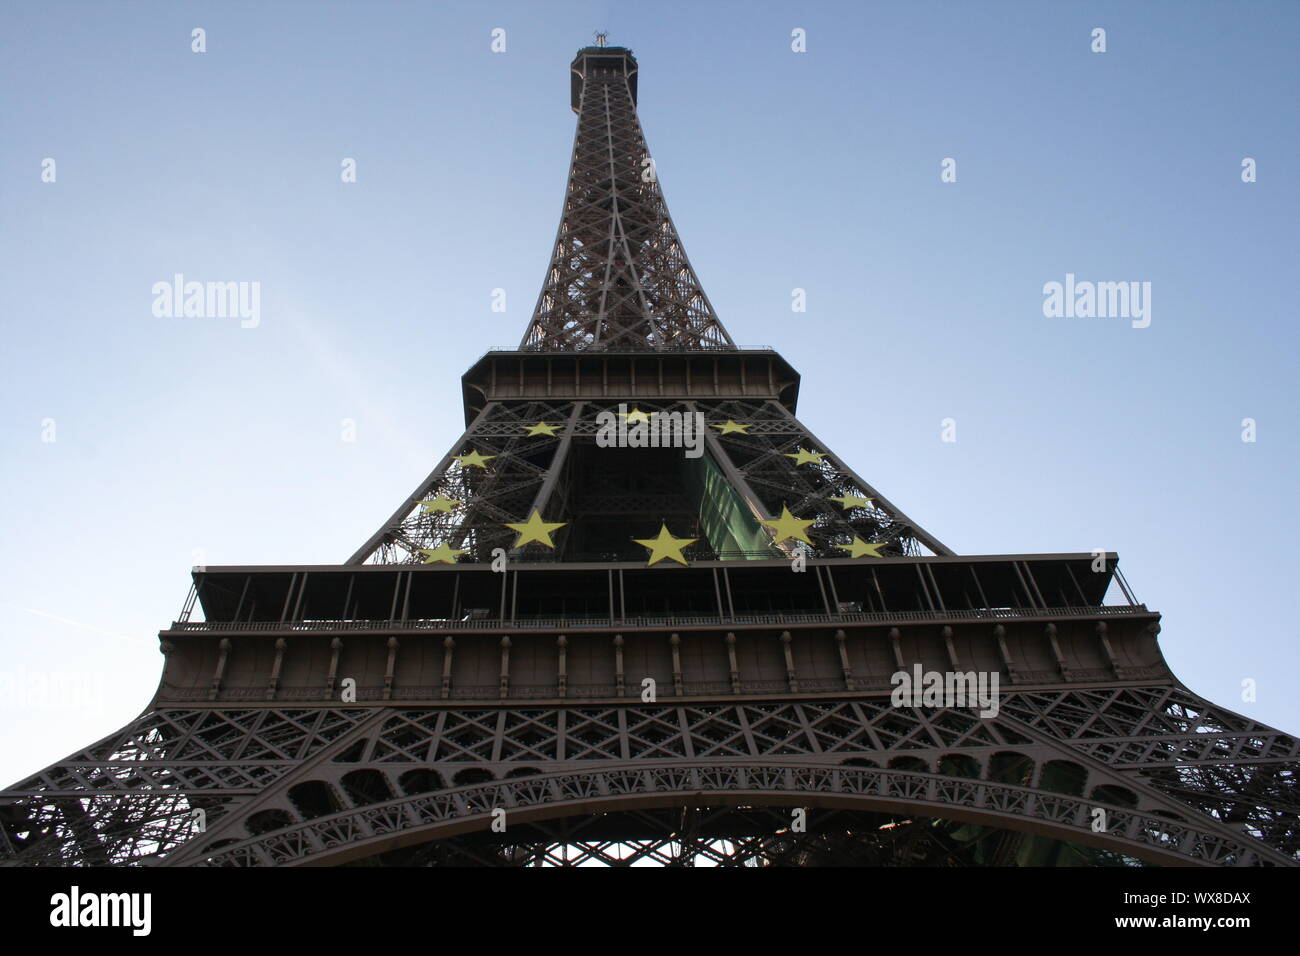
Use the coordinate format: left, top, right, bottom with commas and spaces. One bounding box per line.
522, 45, 734, 351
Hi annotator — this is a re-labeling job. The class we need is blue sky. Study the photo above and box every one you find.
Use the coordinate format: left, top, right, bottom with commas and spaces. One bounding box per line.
1, 0, 1297, 785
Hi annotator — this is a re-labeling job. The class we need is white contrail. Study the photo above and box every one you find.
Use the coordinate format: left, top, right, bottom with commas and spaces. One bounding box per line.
7, 604, 151, 647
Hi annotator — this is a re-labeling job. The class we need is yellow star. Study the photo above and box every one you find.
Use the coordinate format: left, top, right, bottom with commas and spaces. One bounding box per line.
504, 509, 568, 548
784, 447, 826, 466
419, 541, 467, 564
453, 450, 496, 469
419, 496, 461, 514
759, 505, 816, 546
524, 422, 560, 437
836, 537, 886, 559
711, 420, 751, 435
633, 524, 698, 567
620, 407, 653, 424
829, 493, 873, 509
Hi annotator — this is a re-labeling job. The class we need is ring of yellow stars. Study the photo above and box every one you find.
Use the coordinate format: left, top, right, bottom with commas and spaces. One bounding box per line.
453, 450, 496, 469
711, 420, 751, 435
419, 541, 467, 564
829, 493, 872, 509
523, 422, 560, 437
759, 505, 816, 546
836, 537, 886, 559
620, 407, 653, 424
784, 447, 826, 466
504, 509, 567, 549
419, 496, 461, 514
633, 524, 698, 566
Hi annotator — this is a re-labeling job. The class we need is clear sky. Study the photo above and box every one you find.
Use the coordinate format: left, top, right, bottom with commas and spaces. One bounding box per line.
2, 0, 1297, 786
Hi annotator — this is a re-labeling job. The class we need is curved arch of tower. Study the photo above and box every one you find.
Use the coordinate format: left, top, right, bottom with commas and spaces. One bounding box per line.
3, 44, 1296, 868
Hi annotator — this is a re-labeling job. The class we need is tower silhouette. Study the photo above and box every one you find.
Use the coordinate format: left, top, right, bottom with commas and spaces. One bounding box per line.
3, 44, 1295, 867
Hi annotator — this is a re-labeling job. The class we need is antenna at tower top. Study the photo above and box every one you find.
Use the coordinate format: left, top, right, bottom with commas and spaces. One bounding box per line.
594, 31, 609, 47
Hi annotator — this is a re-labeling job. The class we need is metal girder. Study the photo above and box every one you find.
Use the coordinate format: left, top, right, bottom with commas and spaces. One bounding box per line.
4, 682, 1295, 866
519, 49, 734, 351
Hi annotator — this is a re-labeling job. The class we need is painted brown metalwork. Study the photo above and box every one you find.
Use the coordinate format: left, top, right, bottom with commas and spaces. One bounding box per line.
2, 44, 1295, 868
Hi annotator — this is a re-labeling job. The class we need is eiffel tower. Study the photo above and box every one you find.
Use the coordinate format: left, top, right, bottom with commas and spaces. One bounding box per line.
4, 42, 1296, 869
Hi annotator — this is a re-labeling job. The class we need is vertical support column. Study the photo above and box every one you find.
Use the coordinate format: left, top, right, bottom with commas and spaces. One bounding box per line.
341, 573, 355, 620
1095, 621, 1124, 679
383, 637, 400, 700
914, 565, 937, 612
159, 641, 175, 687
871, 568, 889, 612
1064, 564, 1088, 606
725, 632, 740, 694
441, 636, 455, 699
925, 565, 946, 612
813, 565, 833, 615
209, 638, 231, 701
993, 624, 1017, 683
280, 573, 298, 624
780, 631, 798, 693
613, 634, 625, 697
942, 626, 959, 671
721, 568, 736, 619
557, 634, 568, 699
670, 633, 683, 696
386, 572, 403, 621
824, 566, 842, 613
499, 636, 512, 699
1013, 563, 1040, 611
233, 575, 251, 622
1044, 623, 1069, 679
968, 566, 990, 610
835, 629, 854, 690
268, 637, 287, 700
400, 571, 413, 623
289, 572, 309, 622
327, 638, 343, 696
1020, 562, 1049, 609
888, 627, 905, 671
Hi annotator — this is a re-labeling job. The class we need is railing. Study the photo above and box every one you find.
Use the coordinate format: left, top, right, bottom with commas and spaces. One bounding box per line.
160, 664, 1173, 703
166, 603, 1151, 634
394, 548, 899, 564
481, 344, 775, 356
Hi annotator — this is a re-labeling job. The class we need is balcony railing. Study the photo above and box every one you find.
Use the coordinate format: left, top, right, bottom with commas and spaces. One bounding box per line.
167, 602, 1151, 635
482, 344, 775, 356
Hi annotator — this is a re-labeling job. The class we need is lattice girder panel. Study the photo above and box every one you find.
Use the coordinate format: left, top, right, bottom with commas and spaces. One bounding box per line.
166, 759, 1284, 868
126, 684, 1296, 866
359, 401, 577, 564
701, 399, 934, 556
521, 57, 734, 351
0, 706, 374, 866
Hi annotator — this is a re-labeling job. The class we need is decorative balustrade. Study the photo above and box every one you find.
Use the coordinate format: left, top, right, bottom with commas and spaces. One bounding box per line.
167, 603, 1151, 635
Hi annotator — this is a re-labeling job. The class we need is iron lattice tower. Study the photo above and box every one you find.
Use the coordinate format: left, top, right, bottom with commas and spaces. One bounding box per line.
3, 45, 1296, 868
